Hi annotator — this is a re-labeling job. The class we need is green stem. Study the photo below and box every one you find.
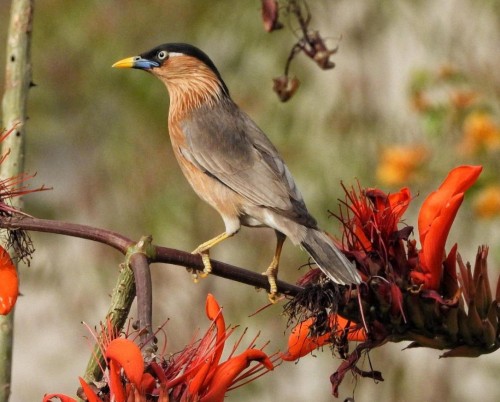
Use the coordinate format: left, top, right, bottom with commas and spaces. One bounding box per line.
83, 236, 156, 383
83, 263, 136, 383
0, 1, 33, 401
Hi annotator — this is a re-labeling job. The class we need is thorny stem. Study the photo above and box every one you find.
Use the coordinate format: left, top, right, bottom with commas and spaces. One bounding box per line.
83, 262, 136, 384
0, 1, 34, 400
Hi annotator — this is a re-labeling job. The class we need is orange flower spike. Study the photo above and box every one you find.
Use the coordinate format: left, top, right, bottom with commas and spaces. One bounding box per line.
199, 350, 273, 402
0, 247, 18, 315
418, 165, 482, 243
473, 185, 500, 218
78, 377, 103, 402
281, 317, 333, 361
376, 145, 428, 186
105, 338, 144, 389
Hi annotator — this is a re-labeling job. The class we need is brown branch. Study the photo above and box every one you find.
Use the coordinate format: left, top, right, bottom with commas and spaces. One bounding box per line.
154, 245, 302, 296
0, 215, 303, 296
0, 214, 305, 383
0, 216, 133, 252
127, 236, 154, 347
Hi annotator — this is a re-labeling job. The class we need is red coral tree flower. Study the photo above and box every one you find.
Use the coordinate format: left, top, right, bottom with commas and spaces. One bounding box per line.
44, 294, 276, 402
283, 165, 499, 397
413, 165, 483, 290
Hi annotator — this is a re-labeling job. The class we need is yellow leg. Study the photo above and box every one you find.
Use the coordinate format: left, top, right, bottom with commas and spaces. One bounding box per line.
263, 232, 286, 303
191, 232, 232, 280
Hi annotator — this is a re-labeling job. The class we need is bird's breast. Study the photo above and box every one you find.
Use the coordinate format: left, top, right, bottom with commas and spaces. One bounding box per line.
167, 121, 245, 221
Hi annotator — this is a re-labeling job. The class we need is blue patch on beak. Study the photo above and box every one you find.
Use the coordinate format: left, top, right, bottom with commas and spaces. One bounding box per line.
132, 57, 160, 70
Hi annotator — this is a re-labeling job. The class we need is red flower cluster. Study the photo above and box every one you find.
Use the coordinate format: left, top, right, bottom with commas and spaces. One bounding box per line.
44, 294, 275, 402
283, 165, 500, 397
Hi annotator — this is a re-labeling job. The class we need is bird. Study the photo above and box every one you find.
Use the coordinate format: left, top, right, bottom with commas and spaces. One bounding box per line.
112, 43, 361, 299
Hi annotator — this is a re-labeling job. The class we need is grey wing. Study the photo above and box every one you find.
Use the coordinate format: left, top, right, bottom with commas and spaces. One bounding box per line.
179, 99, 315, 226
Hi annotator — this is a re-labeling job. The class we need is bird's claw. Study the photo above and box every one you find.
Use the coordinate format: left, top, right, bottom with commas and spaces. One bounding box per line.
190, 249, 212, 282
267, 290, 282, 304
262, 270, 281, 304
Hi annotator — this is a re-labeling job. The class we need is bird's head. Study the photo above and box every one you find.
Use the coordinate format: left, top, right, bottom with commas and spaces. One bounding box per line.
113, 43, 229, 111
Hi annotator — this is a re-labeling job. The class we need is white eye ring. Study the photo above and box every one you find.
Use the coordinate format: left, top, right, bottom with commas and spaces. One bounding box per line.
157, 50, 168, 60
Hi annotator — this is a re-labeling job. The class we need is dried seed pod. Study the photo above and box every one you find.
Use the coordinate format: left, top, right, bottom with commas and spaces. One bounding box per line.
272, 75, 300, 102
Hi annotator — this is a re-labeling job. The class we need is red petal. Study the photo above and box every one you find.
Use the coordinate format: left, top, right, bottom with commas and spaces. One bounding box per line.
0, 247, 18, 315
388, 187, 411, 222
199, 350, 273, 402
163, 296, 227, 392
281, 315, 366, 361
436, 165, 482, 197
187, 362, 211, 397
42, 395, 77, 402
280, 317, 332, 361
78, 377, 102, 402
335, 315, 367, 342
419, 166, 482, 244
205, 294, 225, 348
140, 372, 156, 394
420, 193, 464, 289
203, 294, 226, 381
108, 359, 126, 402
366, 188, 390, 211
105, 338, 144, 389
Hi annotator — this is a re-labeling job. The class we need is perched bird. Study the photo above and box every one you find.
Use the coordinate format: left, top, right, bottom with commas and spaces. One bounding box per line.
113, 43, 361, 298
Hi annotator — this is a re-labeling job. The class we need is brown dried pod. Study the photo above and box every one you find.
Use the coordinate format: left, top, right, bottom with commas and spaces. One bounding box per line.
272, 75, 300, 102
261, 0, 283, 32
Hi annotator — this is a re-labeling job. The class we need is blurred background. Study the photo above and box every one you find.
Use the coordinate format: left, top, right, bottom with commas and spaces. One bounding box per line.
1, 0, 500, 401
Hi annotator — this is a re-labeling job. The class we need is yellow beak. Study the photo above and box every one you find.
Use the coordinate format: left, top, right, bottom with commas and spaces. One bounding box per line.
112, 56, 136, 69
112, 56, 160, 70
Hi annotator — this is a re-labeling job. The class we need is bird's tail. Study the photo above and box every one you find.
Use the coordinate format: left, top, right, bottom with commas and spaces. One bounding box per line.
301, 228, 361, 285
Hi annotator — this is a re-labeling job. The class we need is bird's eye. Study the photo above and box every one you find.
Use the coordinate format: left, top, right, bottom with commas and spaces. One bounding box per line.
157, 50, 168, 60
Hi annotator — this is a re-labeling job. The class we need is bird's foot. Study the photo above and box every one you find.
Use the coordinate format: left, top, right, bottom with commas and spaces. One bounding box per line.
190, 248, 212, 282
262, 267, 281, 304
267, 290, 282, 304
